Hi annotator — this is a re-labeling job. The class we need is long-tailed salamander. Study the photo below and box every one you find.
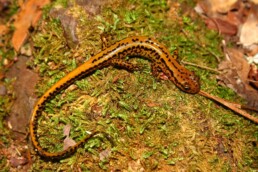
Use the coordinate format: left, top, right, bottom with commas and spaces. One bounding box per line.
30, 36, 200, 159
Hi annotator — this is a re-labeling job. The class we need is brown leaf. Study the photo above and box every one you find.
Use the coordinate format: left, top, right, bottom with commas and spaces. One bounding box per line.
63, 124, 77, 150
217, 48, 258, 108
11, 0, 50, 52
209, 0, 238, 13
196, 0, 252, 36
239, 13, 258, 47
195, 0, 237, 15
245, 44, 258, 57
205, 18, 238, 35
76, 0, 107, 16
49, 8, 79, 48
6, 56, 39, 135
63, 124, 71, 137
99, 148, 111, 161
9, 156, 28, 168
63, 136, 76, 150
248, 64, 258, 89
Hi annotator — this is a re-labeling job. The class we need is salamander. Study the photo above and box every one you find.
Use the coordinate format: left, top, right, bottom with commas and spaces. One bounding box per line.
29, 36, 200, 159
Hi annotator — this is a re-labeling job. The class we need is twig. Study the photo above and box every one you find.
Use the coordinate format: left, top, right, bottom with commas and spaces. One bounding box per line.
182, 61, 221, 74
198, 90, 258, 124
247, 79, 258, 84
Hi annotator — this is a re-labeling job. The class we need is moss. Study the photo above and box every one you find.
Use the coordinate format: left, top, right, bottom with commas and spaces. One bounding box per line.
29, 0, 257, 171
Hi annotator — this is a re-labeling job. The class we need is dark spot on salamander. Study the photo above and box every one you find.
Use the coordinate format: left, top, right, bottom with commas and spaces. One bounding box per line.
132, 38, 139, 42
97, 55, 103, 61
92, 59, 97, 63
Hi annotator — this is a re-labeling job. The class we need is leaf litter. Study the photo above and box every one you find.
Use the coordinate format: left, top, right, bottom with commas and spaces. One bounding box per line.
63, 124, 76, 150
1, 0, 258, 171
196, 0, 258, 109
11, 0, 50, 51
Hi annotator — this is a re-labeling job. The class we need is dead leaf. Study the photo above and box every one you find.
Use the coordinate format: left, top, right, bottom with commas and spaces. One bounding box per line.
251, 0, 258, 4
196, 0, 237, 16
217, 48, 258, 108
11, 0, 50, 52
63, 124, 77, 150
248, 64, 258, 89
49, 8, 79, 48
196, 0, 252, 36
6, 56, 39, 135
245, 44, 258, 57
205, 18, 238, 35
239, 13, 258, 47
99, 148, 111, 161
209, 0, 238, 13
63, 124, 72, 137
76, 0, 108, 17
2, 144, 29, 169
9, 156, 28, 168
253, 53, 258, 63
63, 136, 76, 150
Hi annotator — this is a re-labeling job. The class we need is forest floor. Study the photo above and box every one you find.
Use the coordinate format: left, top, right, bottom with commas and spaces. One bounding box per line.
0, 0, 257, 171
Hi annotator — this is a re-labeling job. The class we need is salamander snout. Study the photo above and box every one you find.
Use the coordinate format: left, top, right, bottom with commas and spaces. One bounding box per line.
179, 72, 200, 94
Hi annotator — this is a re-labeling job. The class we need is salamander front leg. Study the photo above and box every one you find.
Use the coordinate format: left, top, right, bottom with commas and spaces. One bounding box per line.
110, 59, 141, 72
151, 63, 169, 80
171, 49, 179, 59
100, 33, 114, 50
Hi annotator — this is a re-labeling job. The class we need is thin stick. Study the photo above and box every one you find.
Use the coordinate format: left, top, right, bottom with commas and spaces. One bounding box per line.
198, 90, 258, 124
182, 61, 221, 74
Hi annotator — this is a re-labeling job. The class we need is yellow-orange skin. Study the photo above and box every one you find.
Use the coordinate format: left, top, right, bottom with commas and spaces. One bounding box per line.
30, 36, 200, 159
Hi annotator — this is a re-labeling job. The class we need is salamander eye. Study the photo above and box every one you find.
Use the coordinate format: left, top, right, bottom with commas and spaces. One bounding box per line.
183, 82, 190, 90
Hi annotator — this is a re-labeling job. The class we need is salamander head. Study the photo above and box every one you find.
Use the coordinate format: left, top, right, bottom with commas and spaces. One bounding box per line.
174, 71, 200, 94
